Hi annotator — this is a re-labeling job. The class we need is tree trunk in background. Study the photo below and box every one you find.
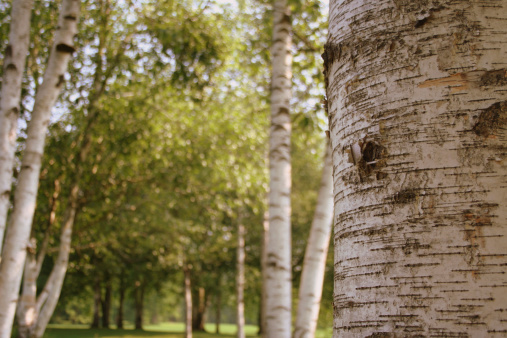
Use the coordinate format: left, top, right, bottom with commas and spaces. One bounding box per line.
0, 0, 34, 253
215, 287, 221, 334
184, 266, 192, 338
259, 212, 268, 338
294, 143, 333, 338
325, 0, 507, 336
116, 273, 125, 329
134, 282, 144, 330
91, 278, 101, 329
236, 222, 246, 338
101, 275, 112, 329
265, 0, 292, 335
192, 287, 208, 331
0, 1, 79, 336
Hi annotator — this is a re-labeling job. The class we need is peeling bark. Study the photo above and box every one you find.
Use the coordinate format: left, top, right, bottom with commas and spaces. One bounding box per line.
326, 0, 507, 336
265, 0, 292, 336
0, 1, 80, 336
0, 0, 34, 255
294, 143, 333, 338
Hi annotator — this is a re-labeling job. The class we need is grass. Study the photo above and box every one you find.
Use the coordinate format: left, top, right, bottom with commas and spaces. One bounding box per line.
43, 323, 333, 338
43, 323, 259, 338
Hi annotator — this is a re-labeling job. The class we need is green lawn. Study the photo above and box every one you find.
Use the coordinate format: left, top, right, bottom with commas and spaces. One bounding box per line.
43, 323, 333, 338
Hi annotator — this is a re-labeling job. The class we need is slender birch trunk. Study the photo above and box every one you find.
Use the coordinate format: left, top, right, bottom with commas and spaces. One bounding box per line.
184, 266, 192, 338
0, 1, 79, 336
325, 0, 507, 336
236, 221, 246, 338
266, 0, 292, 336
33, 190, 77, 337
259, 211, 268, 338
0, 0, 34, 252
16, 179, 59, 338
215, 280, 221, 334
294, 143, 333, 338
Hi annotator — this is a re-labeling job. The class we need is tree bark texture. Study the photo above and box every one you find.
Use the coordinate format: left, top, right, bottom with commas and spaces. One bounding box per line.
0, 0, 34, 253
324, 0, 507, 336
294, 143, 333, 338
184, 267, 192, 338
266, 0, 292, 336
0, 1, 79, 336
236, 222, 246, 338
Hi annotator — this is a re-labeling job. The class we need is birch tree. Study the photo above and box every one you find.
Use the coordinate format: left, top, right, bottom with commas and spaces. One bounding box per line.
265, 0, 292, 336
0, 1, 79, 336
236, 220, 246, 338
294, 143, 333, 338
0, 0, 34, 253
324, 0, 507, 336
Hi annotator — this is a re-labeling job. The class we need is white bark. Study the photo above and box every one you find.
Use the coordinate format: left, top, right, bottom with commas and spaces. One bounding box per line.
260, 211, 268, 338
294, 143, 333, 338
0, 1, 79, 336
16, 249, 37, 338
265, 0, 292, 336
325, 0, 507, 336
184, 266, 193, 338
33, 190, 77, 338
17, 179, 59, 338
236, 221, 246, 338
0, 0, 34, 254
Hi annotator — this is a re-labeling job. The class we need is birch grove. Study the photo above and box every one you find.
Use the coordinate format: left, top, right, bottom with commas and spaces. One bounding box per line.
265, 0, 293, 336
0, 0, 34, 253
325, 0, 507, 336
0, 1, 80, 336
294, 143, 333, 338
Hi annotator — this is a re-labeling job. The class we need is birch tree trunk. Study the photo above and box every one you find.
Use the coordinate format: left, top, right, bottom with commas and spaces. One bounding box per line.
33, 192, 77, 337
259, 211, 268, 338
0, 1, 79, 336
236, 221, 246, 338
266, 0, 292, 336
294, 143, 333, 338
16, 179, 60, 338
0, 0, 34, 252
324, 0, 507, 336
184, 266, 193, 338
